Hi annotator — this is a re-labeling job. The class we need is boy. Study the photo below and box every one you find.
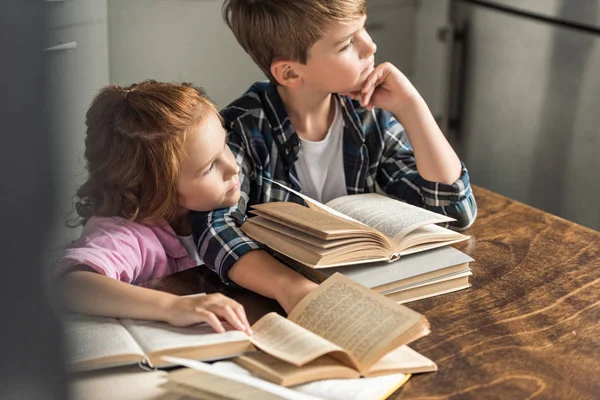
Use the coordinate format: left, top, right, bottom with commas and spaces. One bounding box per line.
191, 0, 477, 312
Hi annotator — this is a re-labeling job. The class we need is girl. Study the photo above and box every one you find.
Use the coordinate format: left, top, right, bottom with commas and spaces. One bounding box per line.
56, 80, 254, 334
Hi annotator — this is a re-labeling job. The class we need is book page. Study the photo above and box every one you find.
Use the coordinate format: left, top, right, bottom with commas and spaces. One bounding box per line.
163, 356, 321, 400
248, 312, 346, 367
287, 273, 426, 372
69, 367, 177, 400
248, 216, 371, 249
212, 361, 410, 400
395, 223, 468, 252
266, 177, 375, 229
250, 202, 371, 238
234, 353, 359, 386
64, 314, 145, 365
293, 373, 409, 400
326, 193, 454, 241
121, 319, 249, 355
366, 345, 437, 376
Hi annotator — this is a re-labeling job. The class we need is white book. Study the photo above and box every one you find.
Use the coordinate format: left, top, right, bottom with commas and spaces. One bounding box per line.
162, 356, 410, 400
321, 246, 473, 293
289, 246, 473, 303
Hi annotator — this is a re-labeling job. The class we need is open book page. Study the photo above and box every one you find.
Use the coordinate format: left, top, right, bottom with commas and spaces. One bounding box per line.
234, 353, 359, 386
248, 216, 377, 249
287, 273, 428, 373
250, 202, 377, 239
163, 356, 321, 400
293, 373, 409, 400
69, 367, 178, 400
266, 178, 365, 226
211, 361, 410, 400
395, 223, 468, 253
121, 319, 250, 358
248, 312, 351, 368
326, 193, 455, 243
64, 314, 145, 369
366, 345, 437, 376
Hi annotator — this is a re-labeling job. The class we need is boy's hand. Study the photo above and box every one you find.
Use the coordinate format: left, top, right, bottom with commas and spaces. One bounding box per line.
163, 293, 252, 335
342, 62, 420, 114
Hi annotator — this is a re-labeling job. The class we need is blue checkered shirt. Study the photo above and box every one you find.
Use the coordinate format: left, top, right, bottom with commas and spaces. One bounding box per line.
191, 82, 477, 283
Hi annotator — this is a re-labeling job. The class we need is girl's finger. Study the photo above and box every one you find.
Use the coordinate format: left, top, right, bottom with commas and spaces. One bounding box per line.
212, 304, 246, 332
231, 302, 252, 334
196, 309, 225, 333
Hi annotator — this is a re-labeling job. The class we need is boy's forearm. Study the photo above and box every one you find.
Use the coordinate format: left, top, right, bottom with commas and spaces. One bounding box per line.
58, 269, 176, 321
392, 96, 462, 185
227, 249, 318, 314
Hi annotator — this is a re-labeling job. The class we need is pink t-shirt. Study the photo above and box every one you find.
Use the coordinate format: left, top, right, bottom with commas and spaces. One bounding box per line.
55, 216, 199, 284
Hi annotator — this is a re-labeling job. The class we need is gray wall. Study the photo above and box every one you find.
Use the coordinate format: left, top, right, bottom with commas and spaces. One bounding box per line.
46, 0, 110, 252
107, 0, 265, 109
412, 0, 451, 120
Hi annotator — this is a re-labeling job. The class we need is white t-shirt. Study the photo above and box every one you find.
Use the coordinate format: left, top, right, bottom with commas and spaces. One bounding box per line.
295, 101, 347, 204
177, 234, 203, 266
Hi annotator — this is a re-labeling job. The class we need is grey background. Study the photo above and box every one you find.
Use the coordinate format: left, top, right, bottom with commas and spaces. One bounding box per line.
0, 1, 67, 399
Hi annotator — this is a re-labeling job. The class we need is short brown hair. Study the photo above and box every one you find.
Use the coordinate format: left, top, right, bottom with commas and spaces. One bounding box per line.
74, 80, 218, 225
222, 0, 366, 83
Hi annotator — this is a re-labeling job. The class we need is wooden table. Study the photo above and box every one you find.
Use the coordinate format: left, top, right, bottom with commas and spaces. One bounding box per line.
145, 186, 600, 399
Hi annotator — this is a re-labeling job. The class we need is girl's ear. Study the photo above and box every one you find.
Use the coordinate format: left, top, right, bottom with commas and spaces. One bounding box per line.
270, 60, 302, 88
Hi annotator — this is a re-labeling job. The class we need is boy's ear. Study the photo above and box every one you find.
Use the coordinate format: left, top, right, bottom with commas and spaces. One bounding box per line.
271, 60, 302, 88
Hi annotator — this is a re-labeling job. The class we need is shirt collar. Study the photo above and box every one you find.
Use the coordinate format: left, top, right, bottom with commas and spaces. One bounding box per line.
262, 84, 365, 165
263, 83, 301, 167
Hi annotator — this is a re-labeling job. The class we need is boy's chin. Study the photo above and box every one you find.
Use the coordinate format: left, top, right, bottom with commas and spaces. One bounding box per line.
222, 194, 241, 208
339, 80, 367, 95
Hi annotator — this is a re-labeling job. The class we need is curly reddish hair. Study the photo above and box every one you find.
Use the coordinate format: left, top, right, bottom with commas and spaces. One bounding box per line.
74, 80, 218, 225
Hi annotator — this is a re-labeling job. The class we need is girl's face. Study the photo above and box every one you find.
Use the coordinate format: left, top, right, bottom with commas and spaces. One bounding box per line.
177, 113, 241, 212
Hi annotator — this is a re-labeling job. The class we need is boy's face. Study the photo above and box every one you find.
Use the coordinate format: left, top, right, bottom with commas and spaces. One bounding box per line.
297, 15, 377, 94
177, 113, 241, 212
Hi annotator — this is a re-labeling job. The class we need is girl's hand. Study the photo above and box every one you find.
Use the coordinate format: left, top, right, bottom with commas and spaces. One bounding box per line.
163, 293, 252, 335
342, 62, 421, 115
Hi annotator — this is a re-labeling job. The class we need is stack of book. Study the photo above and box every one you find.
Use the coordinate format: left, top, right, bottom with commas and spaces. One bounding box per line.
241, 181, 474, 303
292, 246, 472, 303
66, 274, 438, 399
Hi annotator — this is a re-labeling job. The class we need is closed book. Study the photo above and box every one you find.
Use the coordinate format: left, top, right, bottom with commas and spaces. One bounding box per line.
290, 246, 473, 303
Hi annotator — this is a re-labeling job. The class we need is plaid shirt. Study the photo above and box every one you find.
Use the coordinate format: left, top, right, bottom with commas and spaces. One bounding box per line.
191, 82, 477, 283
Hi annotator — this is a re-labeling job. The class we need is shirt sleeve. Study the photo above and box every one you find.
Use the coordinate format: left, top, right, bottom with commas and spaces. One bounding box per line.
54, 222, 156, 283
375, 112, 477, 230
191, 127, 264, 284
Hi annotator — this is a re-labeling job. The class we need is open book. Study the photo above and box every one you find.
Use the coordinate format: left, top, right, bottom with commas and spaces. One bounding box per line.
233, 273, 436, 386
241, 180, 469, 268
162, 357, 411, 400
65, 304, 255, 372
